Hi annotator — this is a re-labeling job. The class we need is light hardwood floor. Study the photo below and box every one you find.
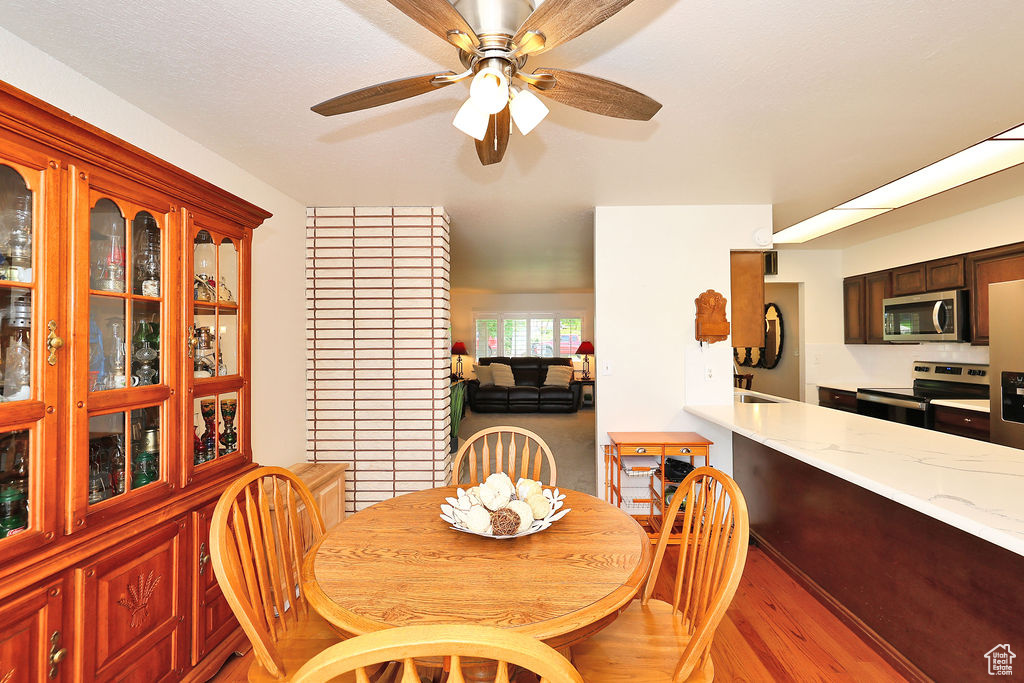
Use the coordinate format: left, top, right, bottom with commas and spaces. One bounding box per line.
209, 544, 908, 682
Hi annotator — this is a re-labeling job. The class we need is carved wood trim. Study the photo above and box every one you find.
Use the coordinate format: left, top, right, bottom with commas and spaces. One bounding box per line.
694, 289, 730, 343
116, 570, 163, 629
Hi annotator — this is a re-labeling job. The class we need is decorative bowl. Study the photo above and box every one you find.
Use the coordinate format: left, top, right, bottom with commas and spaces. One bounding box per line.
440, 487, 570, 539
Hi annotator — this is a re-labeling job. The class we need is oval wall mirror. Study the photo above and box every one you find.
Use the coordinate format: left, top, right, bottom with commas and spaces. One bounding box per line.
733, 346, 751, 367
760, 303, 784, 369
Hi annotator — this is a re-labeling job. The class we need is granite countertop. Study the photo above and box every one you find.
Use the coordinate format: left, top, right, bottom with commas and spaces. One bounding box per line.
931, 398, 991, 413
686, 400, 1024, 557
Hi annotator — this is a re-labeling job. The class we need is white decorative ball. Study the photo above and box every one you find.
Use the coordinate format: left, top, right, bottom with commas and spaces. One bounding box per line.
464, 505, 492, 534
526, 492, 551, 520
506, 500, 534, 534
485, 472, 515, 499
516, 478, 542, 501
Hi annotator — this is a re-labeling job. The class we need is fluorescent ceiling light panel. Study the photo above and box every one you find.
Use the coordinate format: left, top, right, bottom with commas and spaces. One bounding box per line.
839, 140, 1024, 210
773, 208, 890, 244
775, 121, 1024, 243
995, 124, 1024, 139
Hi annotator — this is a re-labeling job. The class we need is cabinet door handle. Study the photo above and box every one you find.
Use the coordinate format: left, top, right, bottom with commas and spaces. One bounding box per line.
186, 324, 198, 358
199, 541, 210, 575
49, 630, 67, 679
963, 417, 972, 423
46, 321, 64, 366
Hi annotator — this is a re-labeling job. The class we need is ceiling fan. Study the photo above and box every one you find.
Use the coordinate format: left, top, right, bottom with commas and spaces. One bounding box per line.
312, 0, 662, 165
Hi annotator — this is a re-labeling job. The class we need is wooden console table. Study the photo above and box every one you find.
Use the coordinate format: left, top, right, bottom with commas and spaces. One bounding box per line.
605, 432, 712, 543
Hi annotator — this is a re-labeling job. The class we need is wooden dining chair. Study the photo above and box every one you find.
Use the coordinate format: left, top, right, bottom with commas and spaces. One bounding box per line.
290, 624, 584, 683
210, 466, 348, 682
571, 467, 750, 682
452, 426, 557, 486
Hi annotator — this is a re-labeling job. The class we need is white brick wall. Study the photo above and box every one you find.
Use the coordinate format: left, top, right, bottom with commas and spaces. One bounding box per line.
306, 206, 451, 513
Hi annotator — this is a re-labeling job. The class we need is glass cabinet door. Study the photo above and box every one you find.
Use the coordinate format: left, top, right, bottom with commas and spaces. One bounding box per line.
0, 139, 61, 556
184, 210, 247, 485
69, 167, 177, 530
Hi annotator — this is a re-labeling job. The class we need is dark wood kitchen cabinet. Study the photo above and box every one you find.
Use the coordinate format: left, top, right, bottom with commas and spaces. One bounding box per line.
925, 255, 965, 291
864, 271, 892, 344
891, 263, 926, 296
842, 276, 866, 344
968, 243, 1024, 345
844, 272, 890, 344
817, 387, 858, 413
932, 405, 989, 442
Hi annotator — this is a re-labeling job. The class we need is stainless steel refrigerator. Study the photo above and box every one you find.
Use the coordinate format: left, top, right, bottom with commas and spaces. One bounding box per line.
989, 279, 1024, 449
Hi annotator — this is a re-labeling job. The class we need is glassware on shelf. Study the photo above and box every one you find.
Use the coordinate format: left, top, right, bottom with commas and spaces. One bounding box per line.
131, 451, 159, 488
200, 399, 217, 462
2, 328, 30, 402
0, 486, 27, 538
10, 442, 28, 497
219, 398, 237, 455
193, 325, 216, 378
218, 238, 238, 303
106, 317, 127, 388
193, 231, 217, 301
5, 193, 32, 283
134, 216, 161, 297
87, 458, 110, 504
132, 321, 158, 386
193, 425, 206, 465
93, 231, 126, 293
88, 319, 106, 391
110, 447, 126, 496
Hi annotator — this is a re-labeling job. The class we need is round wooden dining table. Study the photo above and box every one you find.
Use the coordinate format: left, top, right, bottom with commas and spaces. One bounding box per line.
302, 485, 652, 651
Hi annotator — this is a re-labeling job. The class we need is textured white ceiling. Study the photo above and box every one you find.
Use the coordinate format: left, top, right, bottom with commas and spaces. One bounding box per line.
2, 0, 1023, 290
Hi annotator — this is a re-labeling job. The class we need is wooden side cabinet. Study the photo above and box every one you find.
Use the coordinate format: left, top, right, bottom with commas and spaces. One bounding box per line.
605, 432, 712, 543
0, 79, 268, 681
0, 577, 68, 681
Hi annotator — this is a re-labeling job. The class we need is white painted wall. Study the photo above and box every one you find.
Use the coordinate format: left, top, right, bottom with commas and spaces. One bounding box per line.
449, 289, 594, 375
0, 27, 307, 466
594, 205, 771, 497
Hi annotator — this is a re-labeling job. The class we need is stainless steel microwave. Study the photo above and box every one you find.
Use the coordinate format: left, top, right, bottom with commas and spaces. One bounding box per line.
882, 289, 968, 342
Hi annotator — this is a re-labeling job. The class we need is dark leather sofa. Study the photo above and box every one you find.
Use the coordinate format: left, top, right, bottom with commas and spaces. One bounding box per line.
467, 357, 581, 413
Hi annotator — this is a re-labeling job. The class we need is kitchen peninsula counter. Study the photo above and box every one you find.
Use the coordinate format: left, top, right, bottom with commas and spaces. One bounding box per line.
687, 399, 1023, 554
687, 399, 1024, 682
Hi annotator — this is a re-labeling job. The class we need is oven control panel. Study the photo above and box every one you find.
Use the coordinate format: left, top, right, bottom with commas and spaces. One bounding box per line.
911, 361, 989, 385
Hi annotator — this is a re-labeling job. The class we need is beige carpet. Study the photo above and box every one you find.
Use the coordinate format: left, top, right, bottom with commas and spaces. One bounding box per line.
456, 407, 597, 495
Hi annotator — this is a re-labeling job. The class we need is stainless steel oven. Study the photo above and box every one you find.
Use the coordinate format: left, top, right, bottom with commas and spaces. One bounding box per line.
857, 361, 989, 428
882, 289, 968, 342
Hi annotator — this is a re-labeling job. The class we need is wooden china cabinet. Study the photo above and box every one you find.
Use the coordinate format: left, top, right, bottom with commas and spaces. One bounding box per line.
0, 81, 266, 681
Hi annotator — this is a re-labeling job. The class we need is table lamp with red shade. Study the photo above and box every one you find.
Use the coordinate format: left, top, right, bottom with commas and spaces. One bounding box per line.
575, 341, 595, 380
451, 341, 468, 379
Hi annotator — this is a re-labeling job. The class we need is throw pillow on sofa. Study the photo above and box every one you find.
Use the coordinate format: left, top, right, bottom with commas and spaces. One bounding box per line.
544, 365, 574, 388
489, 363, 516, 387
473, 364, 494, 386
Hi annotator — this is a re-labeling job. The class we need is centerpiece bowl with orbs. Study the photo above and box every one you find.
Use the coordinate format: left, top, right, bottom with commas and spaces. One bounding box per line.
440, 472, 570, 539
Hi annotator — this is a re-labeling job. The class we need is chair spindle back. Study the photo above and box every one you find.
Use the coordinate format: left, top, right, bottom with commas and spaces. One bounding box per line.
452, 426, 557, 486
210, 466, 328, 677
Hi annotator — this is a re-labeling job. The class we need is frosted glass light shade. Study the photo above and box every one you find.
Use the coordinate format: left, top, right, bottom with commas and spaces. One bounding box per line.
469, 66, 509, 115
509, 88, 549, 135
773, 208, 890, 244
453, 99, 490, 141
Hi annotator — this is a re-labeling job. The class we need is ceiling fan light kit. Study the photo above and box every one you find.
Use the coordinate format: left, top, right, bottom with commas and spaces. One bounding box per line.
453, 98, 491, 140
312, 0, 662, 166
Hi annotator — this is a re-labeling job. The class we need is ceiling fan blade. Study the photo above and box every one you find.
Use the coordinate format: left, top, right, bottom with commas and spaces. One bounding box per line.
513, 0, 637, 55
311, 72, 456, 116
532, 68, 661, 120
475, 108, 510, 166
388, 0, 479, 47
